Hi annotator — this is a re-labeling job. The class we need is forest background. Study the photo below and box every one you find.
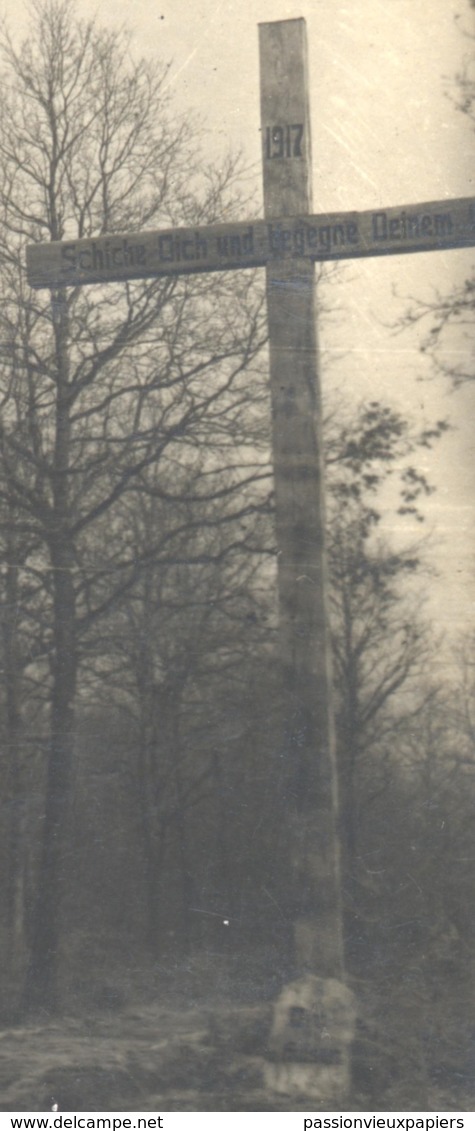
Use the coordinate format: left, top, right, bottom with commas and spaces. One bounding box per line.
0, 0, 473, 1112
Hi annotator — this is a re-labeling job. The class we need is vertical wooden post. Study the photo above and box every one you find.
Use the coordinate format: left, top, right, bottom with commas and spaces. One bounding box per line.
259, 19, 344, 981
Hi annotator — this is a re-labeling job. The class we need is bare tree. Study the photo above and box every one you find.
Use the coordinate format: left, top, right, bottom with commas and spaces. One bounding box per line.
399, 5, 475, 385
0, 0, 267, 1012
82, 466, 275, 955
324, 400, 446, 932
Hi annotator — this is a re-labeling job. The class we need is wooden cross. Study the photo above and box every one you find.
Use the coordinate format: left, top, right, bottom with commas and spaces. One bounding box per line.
27, 19, 475, 986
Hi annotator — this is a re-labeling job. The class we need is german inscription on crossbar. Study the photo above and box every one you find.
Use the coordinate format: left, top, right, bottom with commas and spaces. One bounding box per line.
27, 196, 475, 289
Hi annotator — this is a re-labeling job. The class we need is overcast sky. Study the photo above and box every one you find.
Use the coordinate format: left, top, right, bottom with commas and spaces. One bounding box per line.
5, 0, 475, 649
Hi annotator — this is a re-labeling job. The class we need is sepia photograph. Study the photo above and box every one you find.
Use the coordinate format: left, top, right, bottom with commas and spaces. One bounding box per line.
0, 0, 473, 1113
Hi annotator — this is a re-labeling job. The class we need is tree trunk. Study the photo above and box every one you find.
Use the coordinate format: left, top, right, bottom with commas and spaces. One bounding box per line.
24, 291, 77, 1014
3, 531, 28, 1000
24, 539, 77, 1013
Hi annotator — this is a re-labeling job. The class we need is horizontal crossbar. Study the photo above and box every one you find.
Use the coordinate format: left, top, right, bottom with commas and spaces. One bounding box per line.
26, 196, 475, 289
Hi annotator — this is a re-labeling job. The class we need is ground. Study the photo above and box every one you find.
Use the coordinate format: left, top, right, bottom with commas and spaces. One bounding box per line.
0, 999, 472, 1112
